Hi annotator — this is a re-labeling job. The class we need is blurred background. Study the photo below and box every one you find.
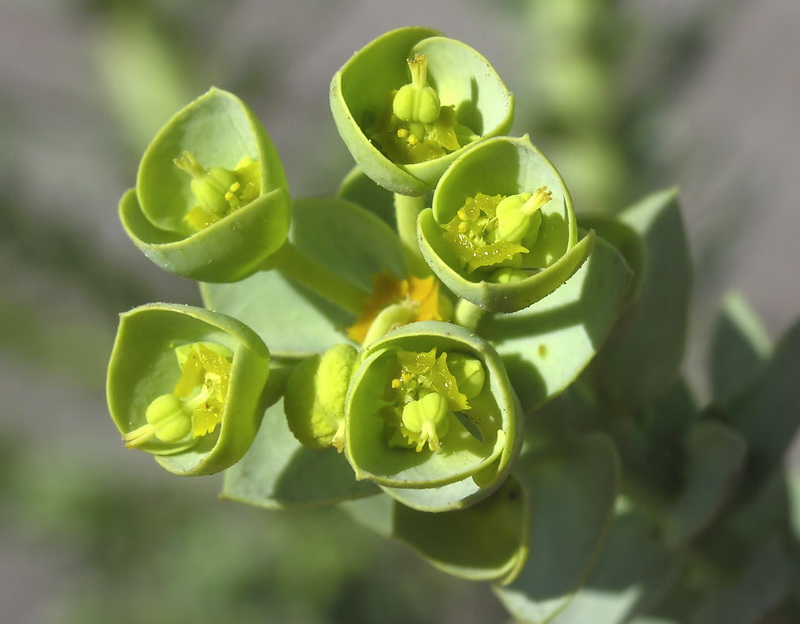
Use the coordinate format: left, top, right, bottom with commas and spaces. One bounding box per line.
1, 0, 799, 622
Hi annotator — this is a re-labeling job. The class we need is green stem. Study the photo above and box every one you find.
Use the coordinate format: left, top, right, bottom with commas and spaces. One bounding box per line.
394, 193, 431, 278
270, 242, 368, 316
454, 299, 485, 332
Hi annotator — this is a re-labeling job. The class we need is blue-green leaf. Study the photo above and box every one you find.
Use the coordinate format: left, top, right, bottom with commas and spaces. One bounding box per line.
337, 166, 396, 226
392, 475, 529, 583
481, 235, 631, 415
723, 316, 800, 497
710, 291, 772, 406
585, 188, 691, 409
222, 397, 379, 509
494, 433, 619, 623
664, 421, 747, 547
691, 539, 792, 624
201, 197, 406, 357
537, 508, 680, 624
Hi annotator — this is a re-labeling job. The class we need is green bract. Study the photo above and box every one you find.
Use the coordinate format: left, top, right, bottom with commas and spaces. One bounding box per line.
330, 26, 514, 196
119, 87, 291, 282
107, 303, 270, 476
418, 134, 594, 312
345, 321, 520, 510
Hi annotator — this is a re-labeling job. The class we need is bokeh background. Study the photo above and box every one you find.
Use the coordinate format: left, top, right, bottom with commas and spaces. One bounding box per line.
2, 0, 799, 622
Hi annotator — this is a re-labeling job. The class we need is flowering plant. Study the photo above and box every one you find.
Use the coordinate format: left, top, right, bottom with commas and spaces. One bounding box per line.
105, 26, 800, 623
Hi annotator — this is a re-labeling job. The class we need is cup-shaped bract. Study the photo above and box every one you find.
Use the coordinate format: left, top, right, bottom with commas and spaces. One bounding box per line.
330, 27, 514, 196
345, 321, 520, 505
107, 303, 270, 476
418, 135, 595, 312
119, 88, 291, 282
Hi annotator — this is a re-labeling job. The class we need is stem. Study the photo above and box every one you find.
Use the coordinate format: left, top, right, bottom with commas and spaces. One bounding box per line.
270, 242, 369, 316
394, 192, 431, 278
454, 299, 485, 332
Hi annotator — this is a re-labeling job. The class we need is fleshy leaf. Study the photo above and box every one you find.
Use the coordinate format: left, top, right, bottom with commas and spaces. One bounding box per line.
481, 234, 631, 415
494, 433, 619, 622
709, 291, 772, 406
393, 475, 529, 584
721, 315, 800, 497
584, 188, 691, 408
691, 539, 792, 624
201, 197, 405, 357
664, 421, 747, 547
337, 165, 396, 226
222, 397, 379, 509
523, 508, 680, 624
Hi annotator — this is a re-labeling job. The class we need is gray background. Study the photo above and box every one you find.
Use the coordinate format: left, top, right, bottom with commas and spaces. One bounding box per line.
1, 0, 799, 622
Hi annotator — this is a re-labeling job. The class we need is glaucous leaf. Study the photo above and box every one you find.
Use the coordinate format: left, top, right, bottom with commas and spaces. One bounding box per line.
664, 421, 747, 547
481, 235, 631, 415
392, 475, 529, 584
494, 433, 619, 623
201, 197, 406, 357
584, 188, 691, 408
691, 539, 792, 624
222, 397, 379, 508
710, 291, 772, 406
527, 508, 679, 624
722, 316, 800, 497
337, 165, 396, 226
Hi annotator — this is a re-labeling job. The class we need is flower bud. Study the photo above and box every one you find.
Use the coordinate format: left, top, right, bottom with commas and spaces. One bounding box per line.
284, 344, 359, 452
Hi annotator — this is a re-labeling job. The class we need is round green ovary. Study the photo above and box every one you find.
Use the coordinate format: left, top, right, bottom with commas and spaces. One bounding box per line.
123, 342, 233, 450
386, 348, 486, 453
173, 151, 260, 232
368, 54, 476, 165
401, 392, 449, 452
392, 54, 441, 125
441, 188, 552, 277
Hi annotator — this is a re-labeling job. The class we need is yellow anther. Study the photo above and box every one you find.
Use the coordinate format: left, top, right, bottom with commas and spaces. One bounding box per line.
407, 134, 419, 146
457, 208, 467, 220
391, 378, 403, 389
397, 128, 409, 138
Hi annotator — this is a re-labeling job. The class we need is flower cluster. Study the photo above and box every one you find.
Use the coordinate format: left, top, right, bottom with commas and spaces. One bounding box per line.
106, 26, 627, 585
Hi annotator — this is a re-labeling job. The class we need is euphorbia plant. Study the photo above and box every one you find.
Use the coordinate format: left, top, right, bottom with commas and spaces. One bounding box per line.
105, 26, 800, 623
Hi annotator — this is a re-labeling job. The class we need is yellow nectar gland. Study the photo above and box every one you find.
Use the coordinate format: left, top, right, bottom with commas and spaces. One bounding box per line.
123, 342, 233, 450
347, 271, 447, 344
442, 188, 552, 275
173, 151, 260, 232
